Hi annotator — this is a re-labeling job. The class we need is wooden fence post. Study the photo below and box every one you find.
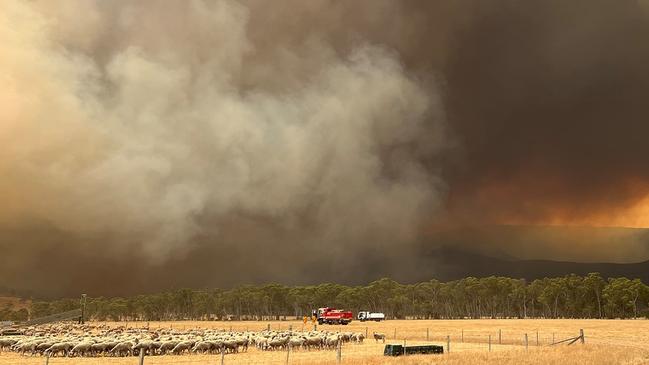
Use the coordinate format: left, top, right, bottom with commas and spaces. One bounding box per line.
138, 349, 145, 365
336, 339, 342, 363
267, 323, 271, 331
536, 331, 539, 346
221, 348, 225, 365
426, 328, 429, 341
286, 343, 291, 365
394, 328, 396, 339
461, 329, 464, 343
552, 333, 555, 344
488, 334, 491, 352
365, 327, 368, 338
580, 329, 585, 344
498, 329, 501, 344
525, 333, 528, 351
446, 335, 450, 353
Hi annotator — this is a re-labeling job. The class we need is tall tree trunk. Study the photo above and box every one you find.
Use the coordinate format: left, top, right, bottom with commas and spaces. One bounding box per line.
523, 291, 527, 319
595, 290, 602, 319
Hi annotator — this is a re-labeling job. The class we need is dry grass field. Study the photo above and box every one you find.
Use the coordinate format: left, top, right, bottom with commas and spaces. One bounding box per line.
1, 319, 648, 365
0, 297, 30, 311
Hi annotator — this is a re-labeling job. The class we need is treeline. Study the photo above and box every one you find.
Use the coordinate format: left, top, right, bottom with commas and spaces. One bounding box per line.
18, 274, 649, 322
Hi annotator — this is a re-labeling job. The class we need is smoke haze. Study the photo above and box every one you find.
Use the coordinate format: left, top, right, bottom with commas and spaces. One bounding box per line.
2, 0, 649, 296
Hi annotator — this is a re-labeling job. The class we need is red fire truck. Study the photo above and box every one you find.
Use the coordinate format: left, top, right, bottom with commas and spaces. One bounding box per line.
312, 307, 353, 325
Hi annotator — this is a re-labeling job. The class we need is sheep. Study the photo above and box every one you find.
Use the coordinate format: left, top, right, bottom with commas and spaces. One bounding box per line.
303, 336, 323, 350
158, 340, 179, 355
71, 342, 94, 357
17, 341, 40, 356
132, 340, 156, 356
171, 340, 194, 355
191, 340, 213, 354
3, 322, 368, 358
324, 335, 340, 349
0, 338, 18, 350
288, 337, 305, 350
91, 342, 113, 356
35, 341, 55, 355
45, 342, 74, 357
222, 339, 239, 353
235, 337, 249, 352
109, 341, 134, 357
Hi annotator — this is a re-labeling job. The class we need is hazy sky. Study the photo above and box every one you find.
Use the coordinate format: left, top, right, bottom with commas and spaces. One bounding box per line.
2, 0, 649, 296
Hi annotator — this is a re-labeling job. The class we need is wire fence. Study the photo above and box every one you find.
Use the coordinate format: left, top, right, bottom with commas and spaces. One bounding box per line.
0, 327, 587, 365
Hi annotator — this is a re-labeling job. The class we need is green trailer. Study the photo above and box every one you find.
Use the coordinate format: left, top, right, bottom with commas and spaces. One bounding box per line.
384, 344, 444, 356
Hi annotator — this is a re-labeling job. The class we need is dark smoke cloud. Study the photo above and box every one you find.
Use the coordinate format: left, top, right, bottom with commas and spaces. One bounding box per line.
2, 0, 649, 296
443, 0, 649, 228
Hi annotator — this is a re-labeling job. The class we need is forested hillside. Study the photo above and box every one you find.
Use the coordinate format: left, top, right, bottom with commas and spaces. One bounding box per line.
8, 274, 648, 322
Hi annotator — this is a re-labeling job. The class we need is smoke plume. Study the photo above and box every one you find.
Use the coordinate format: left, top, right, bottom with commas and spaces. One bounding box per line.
3, 0, 649, 296
1, 0, 447, 295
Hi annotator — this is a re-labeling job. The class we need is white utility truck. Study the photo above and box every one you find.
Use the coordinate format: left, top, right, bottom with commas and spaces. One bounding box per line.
357, 311, 385, 322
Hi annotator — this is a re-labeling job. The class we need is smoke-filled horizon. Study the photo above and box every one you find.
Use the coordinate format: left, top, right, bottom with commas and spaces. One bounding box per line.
3, 0, 649, 296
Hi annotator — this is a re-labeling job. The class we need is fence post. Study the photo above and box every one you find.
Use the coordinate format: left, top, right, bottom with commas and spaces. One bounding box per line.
498, 329, 501, 344
488, 334, 491, 352
267, 323, 271, 331
221, 348, 225, 365
536, 331, 539, 346
366, 327, 368, 339
314, 324, 317, 331
286, 343, 291, 365
138, 349, 145, 365
446, 335, 450, 353
44, 354, 50, 365
552, 333, 555, 345
461, 329, 464, 343
289, 324, 292, 332
336, 339, 342, 363
426, 328, 429, 341
393, 328, 396, 339
525, 333, 528, 351
580, 329, 585, 344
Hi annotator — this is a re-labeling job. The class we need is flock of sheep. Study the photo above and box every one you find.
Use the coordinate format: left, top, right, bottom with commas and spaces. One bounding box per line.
0, 323, 375, 358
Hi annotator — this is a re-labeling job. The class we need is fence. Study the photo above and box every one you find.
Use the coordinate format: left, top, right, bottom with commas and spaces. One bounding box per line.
21, 309, 82, 326
0, 328, 586, 365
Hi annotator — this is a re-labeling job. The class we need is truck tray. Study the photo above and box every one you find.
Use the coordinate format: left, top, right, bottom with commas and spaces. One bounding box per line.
384, 344, 444, 356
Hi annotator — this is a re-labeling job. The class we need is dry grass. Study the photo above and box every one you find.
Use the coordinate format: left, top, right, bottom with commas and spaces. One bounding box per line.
0, 297, 30, 311
1, 319, 648, 364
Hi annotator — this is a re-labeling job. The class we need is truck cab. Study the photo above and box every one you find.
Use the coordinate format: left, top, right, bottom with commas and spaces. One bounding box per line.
357, 310, 385, 322
312, 307, 353, 325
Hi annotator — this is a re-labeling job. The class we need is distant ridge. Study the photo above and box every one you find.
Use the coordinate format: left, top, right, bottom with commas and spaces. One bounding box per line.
423, 247, 649, 283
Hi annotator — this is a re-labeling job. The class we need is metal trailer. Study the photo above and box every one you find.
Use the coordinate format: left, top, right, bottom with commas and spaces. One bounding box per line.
384, 344, 444, 356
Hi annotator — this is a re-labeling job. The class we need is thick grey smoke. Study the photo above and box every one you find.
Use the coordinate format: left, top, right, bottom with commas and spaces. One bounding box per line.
5, 0, 649, 297
0, 0, 446, 294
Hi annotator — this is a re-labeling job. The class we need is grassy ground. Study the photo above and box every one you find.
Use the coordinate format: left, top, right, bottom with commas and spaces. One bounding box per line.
0, 297, 30, 311
0, 319, 647, 364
